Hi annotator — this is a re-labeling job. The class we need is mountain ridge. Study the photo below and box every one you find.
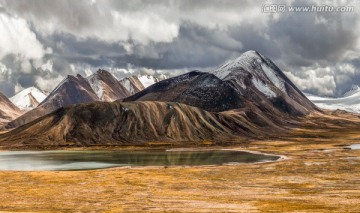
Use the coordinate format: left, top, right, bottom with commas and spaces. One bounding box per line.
10, 86, 47, 110
0, 50, 319, 147
5, 74, 100, 129
124, 71, 244, 112
306, 86, 360, 113
87, 69, 131, 101
0, 92, 22, 124
0, 101, 291, 147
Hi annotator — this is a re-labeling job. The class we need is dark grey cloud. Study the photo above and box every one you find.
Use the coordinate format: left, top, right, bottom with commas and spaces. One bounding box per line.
0, 0, 359, 97
136, 23, 242, 69
269, 10, 357, 66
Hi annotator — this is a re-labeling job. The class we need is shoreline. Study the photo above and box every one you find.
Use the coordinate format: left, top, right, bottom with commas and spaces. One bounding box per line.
0, 137, 359, 211
0, 147, 285, 171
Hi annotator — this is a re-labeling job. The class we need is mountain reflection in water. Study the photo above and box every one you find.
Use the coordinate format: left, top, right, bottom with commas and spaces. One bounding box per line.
0, 150, 280, 171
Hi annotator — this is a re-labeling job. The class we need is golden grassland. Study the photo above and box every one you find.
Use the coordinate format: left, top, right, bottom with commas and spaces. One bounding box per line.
0, 113, 360, 212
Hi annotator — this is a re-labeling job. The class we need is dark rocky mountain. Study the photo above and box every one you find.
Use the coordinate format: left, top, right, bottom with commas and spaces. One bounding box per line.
125, 50, 316, 116
0, 92, 22, 125
211, 50, 317, 115
5, 74, 99, 129
87, 69, 131, 102
124, 71, 244, 112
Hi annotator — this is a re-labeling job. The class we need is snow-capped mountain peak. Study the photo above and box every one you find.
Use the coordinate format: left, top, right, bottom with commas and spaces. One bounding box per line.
119, 76, 145, 95
212, 50, 287, 98
86, 69, 131, 101
137, 74, 159, 88
214, 50, 262, 79
10, 86, 47, 110
158, 73, 167, 80
207, 50, 316, 115
87, 72, 104, 100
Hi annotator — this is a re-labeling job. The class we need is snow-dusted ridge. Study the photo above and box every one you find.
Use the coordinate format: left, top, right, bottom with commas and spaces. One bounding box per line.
214, 50, 262, 79
87, 74, 104, 100
306, 87, 360, 113
137, 75, 159, 88
119, 76, 145, 95
211, 50, 287, 98
343, 85, 360, 97
10, 87, 47, 110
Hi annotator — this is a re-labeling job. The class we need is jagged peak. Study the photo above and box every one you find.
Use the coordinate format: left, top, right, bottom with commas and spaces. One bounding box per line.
241, 50, 261, 57
90, 69, 119, 81
76, 74, 85, 79
211, 50, 266, 80
96, 69, 109, 74
216, 50, 263, 73
63, 74, 81, 82
48, 74, 89, 97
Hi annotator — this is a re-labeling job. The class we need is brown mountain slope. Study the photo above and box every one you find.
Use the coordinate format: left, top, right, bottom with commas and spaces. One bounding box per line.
119, 76, 145, 95
0, 101, 290, 148
5, 74, 99, 129
0, 92, 22, 124
87, 69, 131, 101
28, 92, 40, 109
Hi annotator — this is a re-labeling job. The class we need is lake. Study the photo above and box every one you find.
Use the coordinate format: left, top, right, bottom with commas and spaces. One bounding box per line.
348, 144, 360, 150
0, 150, 280, 171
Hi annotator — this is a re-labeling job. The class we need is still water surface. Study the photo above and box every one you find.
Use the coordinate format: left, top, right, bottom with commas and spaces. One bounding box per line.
349, 144, 360, 150
0, 150, 280, 171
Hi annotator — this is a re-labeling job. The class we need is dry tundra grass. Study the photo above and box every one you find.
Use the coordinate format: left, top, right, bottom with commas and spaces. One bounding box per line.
0, 112, 359, 212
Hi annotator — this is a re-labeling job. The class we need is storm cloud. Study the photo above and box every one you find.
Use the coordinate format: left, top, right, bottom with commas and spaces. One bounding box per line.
0, 0, 359, 97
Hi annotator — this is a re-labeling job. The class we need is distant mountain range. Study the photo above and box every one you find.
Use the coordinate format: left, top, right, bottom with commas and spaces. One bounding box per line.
10, 87, 47, 110
87, 69, 131, 102
306, 85, 360, 113
0, 50, 319, 147
119, 76, 145, 95
3, 70, 165, 129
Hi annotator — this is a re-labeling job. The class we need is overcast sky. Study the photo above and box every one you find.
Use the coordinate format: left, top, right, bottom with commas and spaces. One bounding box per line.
0, 0, 359, 97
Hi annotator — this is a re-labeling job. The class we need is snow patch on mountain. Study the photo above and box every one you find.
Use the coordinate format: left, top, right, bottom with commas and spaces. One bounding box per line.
87, 74, 104, 100
138, 75, 159, 88
10, 87, 47, 110
261, 63, 286, 93
158, 73, 167, 80
213, 69, 231, 80
120, 78, 136, 94
252, 77, 276, 98
212, 50, 285, 98
213, 51, 261, 80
